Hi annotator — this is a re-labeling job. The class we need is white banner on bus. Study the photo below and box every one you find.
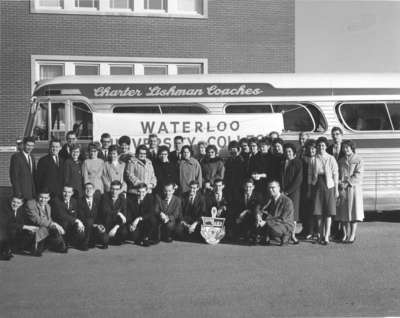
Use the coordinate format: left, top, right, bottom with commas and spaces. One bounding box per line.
92, 113, 283, 150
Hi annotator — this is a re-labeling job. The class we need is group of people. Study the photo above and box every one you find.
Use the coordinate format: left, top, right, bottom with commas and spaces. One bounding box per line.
0, 127, 364, 260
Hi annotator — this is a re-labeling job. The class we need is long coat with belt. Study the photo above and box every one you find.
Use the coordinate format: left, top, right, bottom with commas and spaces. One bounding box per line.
281, 158, 303, 221
9, 151, 36, 199
337, 153, 364, 222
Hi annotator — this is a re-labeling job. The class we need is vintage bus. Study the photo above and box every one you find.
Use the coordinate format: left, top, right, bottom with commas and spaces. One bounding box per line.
26, 73, 400, 211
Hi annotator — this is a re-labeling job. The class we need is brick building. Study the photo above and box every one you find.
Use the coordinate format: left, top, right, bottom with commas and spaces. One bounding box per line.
0, 0, 294, 189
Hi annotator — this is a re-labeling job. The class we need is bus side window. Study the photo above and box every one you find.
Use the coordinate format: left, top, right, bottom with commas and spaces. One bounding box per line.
72, 102, 93, 140
272, 104, 314, 132
339, 103, 392, 131
387, 103, 400, 130
33, 103, 49, 141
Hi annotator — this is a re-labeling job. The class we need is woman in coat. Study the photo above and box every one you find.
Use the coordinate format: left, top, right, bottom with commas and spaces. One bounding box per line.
336, 140, 364, 243
82, 143, 105, 195
102, 145, 127, 194
312, 137, 339, 245
153, 145, 179, 195
179, 145, 202, 193
281, 143, 303, 244
64, 144, 84, 198
201, 145, 225, 191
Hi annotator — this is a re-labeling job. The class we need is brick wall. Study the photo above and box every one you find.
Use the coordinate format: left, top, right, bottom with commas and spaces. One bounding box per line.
0, 0, 294, 186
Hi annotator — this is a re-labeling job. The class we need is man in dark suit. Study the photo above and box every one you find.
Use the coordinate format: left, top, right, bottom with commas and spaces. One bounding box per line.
99, 180, 128, 245
154, 182, 182, 242
0, 195, 35, 260
147, 133, 159, 164
180, 180, 206, 241
327, 126, 345, 161
126, 183, 157, 246
51, 185, 85, 249
234, 178, 265, 243
59, 130, 84, 161
9, 136, 36, 200
168, 135, 183, 164
78, 182, 108, 250
25, 188, 68, 255
36, 139, 64, 198
97, 132, 112, 161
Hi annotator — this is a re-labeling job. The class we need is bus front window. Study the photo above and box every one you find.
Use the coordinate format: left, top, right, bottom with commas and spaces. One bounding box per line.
72, 102, 92, 140
32, 102, 49, 140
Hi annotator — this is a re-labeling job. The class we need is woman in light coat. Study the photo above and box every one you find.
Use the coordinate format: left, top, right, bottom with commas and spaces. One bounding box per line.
102, 145, 127, 194
336, 140, 364, 243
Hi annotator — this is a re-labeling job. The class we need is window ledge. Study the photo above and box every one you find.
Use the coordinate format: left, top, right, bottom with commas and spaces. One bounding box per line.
31, 7, 207, 18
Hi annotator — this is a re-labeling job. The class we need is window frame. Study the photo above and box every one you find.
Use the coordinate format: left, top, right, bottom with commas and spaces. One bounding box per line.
337, 101, 395, 132
31, 0, 207, 18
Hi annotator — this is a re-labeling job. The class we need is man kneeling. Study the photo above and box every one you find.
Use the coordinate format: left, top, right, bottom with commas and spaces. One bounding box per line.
25, 188, 68, 255
258, 181, 295, 246
127, 183, 157, 247
154, 182, 182, 243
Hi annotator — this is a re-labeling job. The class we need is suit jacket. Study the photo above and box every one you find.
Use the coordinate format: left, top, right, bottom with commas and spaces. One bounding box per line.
181, 191, 206, 224
234, 190, 264, 217
204, 191, 228, 218
97, 148, 110, 162
25, 199, 52, 241
36, 154, 64, 197
99, 193, 127, 231
327, 143, 346, 161
154, 194, 182, 224
127, 194, 155, 223
0, 198, 25, 240
51, 197, 79, 230
262, 194, 295, 233
9, 151, 36, 199
168, 150, 182, 164
63, 159, 83, 197
78, 195, 101, 225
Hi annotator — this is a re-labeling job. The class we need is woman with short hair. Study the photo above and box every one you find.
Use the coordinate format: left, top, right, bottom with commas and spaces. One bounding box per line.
312, 137, 339, 245
281, 143, 303, 244
102, 145, 127, 194
118, 135, 134, 164
201, 144, 225, 191
82, 143, 105, 195
64, 144, 84, 198
179, 145, 202, 193
153, 145, 179, 195
336, 140, 364, 243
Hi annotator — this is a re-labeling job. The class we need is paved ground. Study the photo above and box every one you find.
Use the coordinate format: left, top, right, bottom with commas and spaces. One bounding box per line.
1, 213, 400, 318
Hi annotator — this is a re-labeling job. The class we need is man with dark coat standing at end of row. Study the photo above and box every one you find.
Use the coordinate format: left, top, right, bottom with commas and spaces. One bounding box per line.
9, 136, 36, 200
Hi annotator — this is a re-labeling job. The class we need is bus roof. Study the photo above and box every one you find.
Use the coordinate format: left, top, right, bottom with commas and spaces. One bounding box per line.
33, 73, 400, 100
34, 73, 400, 90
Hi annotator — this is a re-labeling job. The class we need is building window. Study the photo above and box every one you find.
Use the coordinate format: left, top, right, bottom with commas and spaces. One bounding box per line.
144, 0, 166, 10
75, 64, 100, 75
110, 0, 132, 9
144, 65, 168, 75
32, 0, 206, 17
177, 0, 202, 14
39, 0, 63, 7
39, 64, 64, 80
75, 0, 99, 8
177, 64, 202, 75
110, 64, 134, 75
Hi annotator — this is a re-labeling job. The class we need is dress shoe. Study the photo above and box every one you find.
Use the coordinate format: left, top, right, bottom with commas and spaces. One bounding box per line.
280, 235, 289, 246
259, 238, 270, 246
142, 239, 151, 247
0, 252, 13, 261
80, 243, 89, 251
99, 243, 108, 249
291, 239, 300, 245
165, 237, 173, 243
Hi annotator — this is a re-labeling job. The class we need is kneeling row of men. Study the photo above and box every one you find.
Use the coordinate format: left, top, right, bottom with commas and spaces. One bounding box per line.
0, 178, 295, 259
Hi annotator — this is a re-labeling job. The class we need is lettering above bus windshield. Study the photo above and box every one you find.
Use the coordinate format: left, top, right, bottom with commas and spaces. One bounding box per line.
38, 83, 273, 98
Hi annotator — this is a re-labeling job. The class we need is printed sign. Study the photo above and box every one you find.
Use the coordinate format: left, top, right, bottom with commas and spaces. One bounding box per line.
92, 113, 283, 150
